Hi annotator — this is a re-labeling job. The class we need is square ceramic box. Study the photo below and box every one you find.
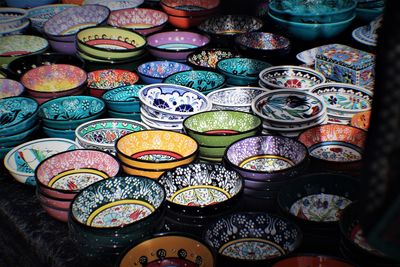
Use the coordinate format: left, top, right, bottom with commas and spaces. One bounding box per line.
315, 44, 375, 86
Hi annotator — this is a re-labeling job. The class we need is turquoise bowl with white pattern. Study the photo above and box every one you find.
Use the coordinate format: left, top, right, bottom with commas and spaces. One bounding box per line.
102, 85, 144, 113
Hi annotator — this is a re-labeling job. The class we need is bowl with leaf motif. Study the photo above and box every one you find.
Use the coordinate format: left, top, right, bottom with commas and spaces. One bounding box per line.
203, 212, 302, 264
39, 96, 105, 130
216, 57, 271, 86
137, 60, 192, 84
163, 70, 226, 94
102, 84, 144, 113
272, 255, 358, 267
0, 79, 24, 99
27, 4, 77, 33
187, 48, 240, 70
158, 163, 243, 215
87, 69, 139, 97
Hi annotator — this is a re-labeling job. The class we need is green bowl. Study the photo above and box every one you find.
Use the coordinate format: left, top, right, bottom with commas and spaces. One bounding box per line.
183, 110, 262, 148
199, 145, 228, 158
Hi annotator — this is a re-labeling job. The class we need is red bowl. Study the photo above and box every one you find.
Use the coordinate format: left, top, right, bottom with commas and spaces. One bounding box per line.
160, 0, 220, 17
168, 13, 209, 29
41, 202, 69, 222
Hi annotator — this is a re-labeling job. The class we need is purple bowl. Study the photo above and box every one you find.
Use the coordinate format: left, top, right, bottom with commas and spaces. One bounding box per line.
146, 30, 210, 61
224, 135, 309, 182
48, 39, 76, 55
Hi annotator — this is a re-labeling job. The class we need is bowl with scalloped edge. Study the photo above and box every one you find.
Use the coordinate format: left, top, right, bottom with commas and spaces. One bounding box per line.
101, 85, 144, 113
87, 69, 139, 97
137, 60, 192, 84
27, 4, 77, 32
0, 79, 24, 99
187, 48, 240, 70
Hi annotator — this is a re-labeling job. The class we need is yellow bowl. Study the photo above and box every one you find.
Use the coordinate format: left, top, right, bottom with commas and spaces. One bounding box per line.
116, 130, 199, 170
120, 162, 165, 179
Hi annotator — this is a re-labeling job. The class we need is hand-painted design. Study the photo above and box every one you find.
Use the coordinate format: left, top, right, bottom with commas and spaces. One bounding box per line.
131, 150, 182, 162
170, 185, 230, 206
61, 23, 97, 35
208, 87, 268, 111
351, 111, 371, 130
239, 155, 294, 172
296, 44, 341, 66
88, 69, 139, 89
350, 224, 386, 256
48, 168, 108, 190
217, 58, 271, 78
204, 129, 239, 135
138, 61, 192, 79
88, 200, 154, 227
0, 97, 37, 127
187, 49, 238, 69
309, 141, 363, 162
163, 70, 225, 93
14, 146, 66, 173
198, 15, 263, 36
260, 67, 325, 89
102, 85, 144, 102
219, 238, 284, 260
25, 176, 36, 186
290, 193, 352, 222
84, 0, 143, 11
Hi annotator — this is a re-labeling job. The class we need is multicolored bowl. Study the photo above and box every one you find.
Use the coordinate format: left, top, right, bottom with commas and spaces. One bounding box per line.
187, 48, 239, 70
137, 60, 192, 84
102, 84, 144, 113
27, 4, 77, 32
87, 69, 139, 97
83, 0, 144, 10
351, 110, 371, 131
0, 79, 24, 99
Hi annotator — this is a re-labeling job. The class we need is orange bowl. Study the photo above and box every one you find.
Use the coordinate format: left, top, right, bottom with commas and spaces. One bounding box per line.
351, 110, 371, 131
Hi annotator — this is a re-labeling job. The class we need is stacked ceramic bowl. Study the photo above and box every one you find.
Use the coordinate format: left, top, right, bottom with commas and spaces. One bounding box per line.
138, 83, 211, 131
160, 0, 220, 29
311, 83, 373, 125
115, 130, 199, 179
35, 149, 121, 222
102, 85, 144, 120
39, 96, 105, 140
0, 7, 30, 36
136, 60, 192, 84
252, 89, 328, 137
27, 4, 77, 33
355, 0, 384, 22
0, 96, 39, 159
186, 48, 240, 70
352, 14, 382, 47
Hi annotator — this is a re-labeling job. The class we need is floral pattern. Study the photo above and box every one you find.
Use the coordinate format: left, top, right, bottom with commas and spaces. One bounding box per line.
220, 239, 283, 260
198, 15, 263, 35
48, 168, 108, 190
84, 0, 143, 11
217, 58, 271, 78
309, 142, 363, 162
235, 32, 289, 50
138, 61, 192, 79
0, 97, 38, 128
102, 85, 144, 102
164, 70, 225, 93
187, 49, 238, 69
0, 79, 24, 99
351, 111, 371, 131
132, 151, 181, 162
87, 69, 138, 89
239, 155, 294, 172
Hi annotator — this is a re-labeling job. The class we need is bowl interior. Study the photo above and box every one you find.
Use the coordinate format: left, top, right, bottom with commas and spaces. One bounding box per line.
0, 96, 38, 129
217, 58, 271, 78
137, 61, 192, 79
235, 32, 290, 50
147, 31, 210, 50
0, 79, 24, 98
83, 0, 144, 10
164, 70, 225, 92
208, 87, 269, 106
0, 35, 48, 56
107, 8, 168, 28
87, 69, 139, 89
187, 48, 239, 69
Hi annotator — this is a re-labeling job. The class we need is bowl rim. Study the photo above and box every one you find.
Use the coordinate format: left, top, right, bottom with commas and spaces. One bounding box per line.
101, 84, 144, 103
0, 95, 39, 131
87, 68, 139, 89
75, 44, 147, 63
137, 60, 192, 80
216, 57, 272, 78
207, 86, 270, 108
350, 110, 371, 130
107, 7, 169, 30
160, 0, 220, 11
223, 134, 309, 174
0, 7, 28, 23
163, 69, 227, 90
0, 78, 24, 94
234, 31, 291, 51
186, 47, 240, 69
198, 14, 264, 34
160, 0, 220, 17
140, 107, 184, 123
141, 115, 184, 131
27, 3, 78, 20
268, 10, 356, 26
0, 19, 31, 35
0, 34, 49, 59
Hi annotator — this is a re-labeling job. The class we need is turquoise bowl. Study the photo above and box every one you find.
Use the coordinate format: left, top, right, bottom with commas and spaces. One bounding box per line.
0, 124, 39, 147
39, 96, 105, 130
216, 57, 271, 86
107, 110, 141, 121
42, 125, 76, 140
0, 96, 39, 136
137, 60, 192, 84
101, 85, 144, 113
163, 70, 226, 94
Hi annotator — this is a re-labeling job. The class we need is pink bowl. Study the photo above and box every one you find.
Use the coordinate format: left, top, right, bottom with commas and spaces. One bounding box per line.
41, 202, 69, 222
36, 188, 71, 210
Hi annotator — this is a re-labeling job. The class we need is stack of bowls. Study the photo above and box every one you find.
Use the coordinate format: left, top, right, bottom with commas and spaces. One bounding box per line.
39, 95, 105, 140
43, 5, 110, 54
0, 7, 30, 36
83, 0, 144, 10
183, 110, 262, 162
27, 4, 77, 33
101, 85, 144, 120
75, 118, 149, 154
5, 0, 57, 8
252, 89, 328, 137
224, 135, 309, 201
20, 64, 87, 104
0, 79, 24, 99
268, 0, 357, 41
137, 60, 192, 84
107, 8, 168, 36
355, 0, 384, 22
0, 96, 39, 159
186, 48, 240, 70
35, 149, 121, 222
4, 138, 78, 185
138, 83, 211, 131
115, 130, 199, 179
68, 176, 165, 264
311, 83, 373, 125
160, 0, 220, 29
87, 69, 139, 98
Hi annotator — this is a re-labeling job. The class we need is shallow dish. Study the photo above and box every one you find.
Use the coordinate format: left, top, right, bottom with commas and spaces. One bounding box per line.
272, 255, 357, 267
350, 110, 371, 130
102, 84, 144, 113
137, 60, 192, 84
83, 0, 144, 10
0, 79, 24, 99
27, 4, 76, 32
187, 48, 239, 70
87, 69, 139, 97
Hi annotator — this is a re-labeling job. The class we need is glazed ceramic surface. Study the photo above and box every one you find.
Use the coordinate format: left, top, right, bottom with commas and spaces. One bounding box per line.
351, 110, 370, 130
217, 58, 271, 85
0, 124, 39, 147
296, 44, 341, 66
0, 35, 48, 59
87, 69, 139, 89
352, 25, 376, 46
27, 4, 76, 32
235, 32, 290, 58
102, 84, 143, 113
137, 61, 192, 84
161, 0, 220, 14
204, 212, 302, 261
0, 7, 28, 31
187, 48, 239, 69
0, 79, 24, 99
83, 0, 144, 10
71, 176, 165, 228
272, 255, 356, 267
198, 14, 263, 36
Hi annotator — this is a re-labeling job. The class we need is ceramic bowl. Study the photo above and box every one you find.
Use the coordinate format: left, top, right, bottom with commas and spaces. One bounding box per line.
102, 84, 144, 113
224, 135, 309, 182
0, 18, 30, 37
0, 124, 39, 147
163, 70, 226, 94
3, 138, 78, 186
351, 111, 371, 131
115, 130, 199, 172
117, 233, 215, 267
137, 60, 192, 84
216, 57, 271, 86
277, 173, 359, 226
39, 96, 105, 130
40, 200, 70, 222
160, 0, 220, 17
187, 48, 240, 70
36, 187, 72, 210
296, 44, 341, 66
83, 0, 144, 10
207, 87, 270, 112
140, 116, 183, 132
6, 0, 57, 8
35, 149, 120, 197
27, 4, 76, 32
146, 30, 210, 61
21, 64, 87, 97
140, 107, 183, 127
158, 163, 243, 214
203, 212, 302, 263
108, 110, 141, 121
259, 65, 326, 90
76, 26, 147, 61
0, 96, 38, 136
75, 118, 149, 153
0, 7, 28, 31
0, 35, 49, 67
43, 126, 76, 140
166, 13, 210, 29
43, 5, 110, 42
87, 69, 139, 97
272, 255, 357, 267
107, 8, 168, 36
0, 79, 24, 99
138, 83, 211, 120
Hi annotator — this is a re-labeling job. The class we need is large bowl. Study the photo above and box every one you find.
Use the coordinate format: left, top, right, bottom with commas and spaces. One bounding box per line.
160, 0, 220, 17
27, 4, 77, 32
107, 8, 168, 36
101, 84, 144, 113
186, 48, 240, 70
0, 79, 24, 99
137, 60, 192, 84
87, 69, 139, 97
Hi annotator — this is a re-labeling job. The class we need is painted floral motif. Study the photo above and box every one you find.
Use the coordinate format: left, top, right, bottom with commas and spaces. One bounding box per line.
309, 142, 363, 162
260, 67, 325, 89
164, 70, 225, 93
351, 111, 371, 130
84, 0, 143, 11
198, 15, 263, 35
187, 49, 238, 69
0, 97, 37, 128
217, 58, 271, 78
87, 69, 138, 89
132, 151, 181, 162
48, 169, 107, 190
107, 8, 168, 31
0, 79, 24, 99
351, 224, 386, 256
138, 61, 192, 79
290, 193, 352, 222
171, 186, 230, 206
239, 155, 294, 172
220, 239, 283, 260
102, 85, 144, 102
296, 44, 340, 66
236, 32, 289, 50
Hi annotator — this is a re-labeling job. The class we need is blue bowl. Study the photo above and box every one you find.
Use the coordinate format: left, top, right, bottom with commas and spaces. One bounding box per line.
42, 125, 76, 140
163, 70, 226, 94
0, 146, 13, 159
101, 85, 144, 113
0, 96, 39, 136
216, 57, 272, 86
137, 60, 192, 84
0, 124, 40, 147
107, 110, 141, 121
27, 4, 76, 32
39, 96, 105, 130
6, 0, 56, 8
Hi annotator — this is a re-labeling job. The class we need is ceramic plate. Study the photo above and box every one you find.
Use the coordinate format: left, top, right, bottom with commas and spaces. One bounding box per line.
352, 26, 376, 46
296, 44, 341, 65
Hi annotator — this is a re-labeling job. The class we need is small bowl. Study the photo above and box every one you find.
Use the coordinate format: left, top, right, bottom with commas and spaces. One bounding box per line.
107, 8, 168, 36
163, 69, 226, 94
203, 212, 302, 263
117, 233, 215, 267
140, 107, 183, 128
216, 57, 271, 86
6, 0, 57, 8
39, 95, 105, 130
27, 4, 77, 33
187, 48, 240, 70
87, 69, 139, 97
259, 65, 326, 90
0, 79, 24, 99
272, 255, 357, 267
207, 87, 269, 112
160, 0, 220, 17
351, 111, 371, 131
3, 138, 78, 186
83, 0, 144, 10
137, 60, 192, 84
43, 125, 76, 140
158, 163, 243, 214
146, 30, 210, 61
102, 84, 144, 113
75, 118, 149, 153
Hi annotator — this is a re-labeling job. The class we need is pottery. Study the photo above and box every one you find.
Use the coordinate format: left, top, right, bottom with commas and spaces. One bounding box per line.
140, 107, 183, 127
43, 126, 76, 140
352, 15, 381, 47
0, 79, 24, 99
87, 69, 139, 97
137, 60, 192, 84
27, 4, 76, 32
101, 84, 144, 113
6, 0, 57, 8
0, 124, 39, 148
350, 110, 371, 130
0, 7, 28, 32
272, 255, 357, 267
187, 48, 240, 70
160, 0, 220, 16
83, 0, 144, 10
107, 110, 141, 121
296, 43, 342, 66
